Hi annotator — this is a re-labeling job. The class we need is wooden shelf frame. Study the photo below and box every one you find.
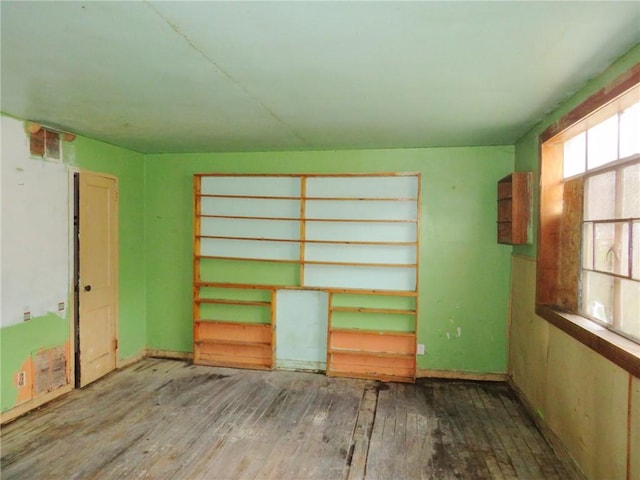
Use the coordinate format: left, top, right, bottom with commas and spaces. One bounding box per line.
200, 214, 417, 224
198, 234, 417, 247
198, 193, 417, 202
331, 306, 416, 315
497, 172, 532, 245
195, 298, 271, 307
326, 291, 418, 383
196, 281, 418, 297
193, 173, 420, 381
193, 286, 275, 370
198, 255, 417, 269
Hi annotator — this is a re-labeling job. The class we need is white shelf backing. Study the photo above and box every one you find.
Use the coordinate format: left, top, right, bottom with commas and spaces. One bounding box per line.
304, 243, 416, 264
201, 238, 300, 261
201, 175, 301, 197
200, 197, 300, 218
306, 176, 418, 198
305, 221, 416, 243
304, 264, 416, 291
200, 217, 301, 240
305, 199, 417, 221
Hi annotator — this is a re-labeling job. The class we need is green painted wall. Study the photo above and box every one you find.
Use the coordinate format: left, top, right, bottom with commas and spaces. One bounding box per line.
145, 146, 514, 373
69, 137, 147, 361
513, 43, 640, 259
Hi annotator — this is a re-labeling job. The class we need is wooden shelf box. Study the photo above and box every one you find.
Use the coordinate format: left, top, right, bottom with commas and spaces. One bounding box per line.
497, 172, 532, 245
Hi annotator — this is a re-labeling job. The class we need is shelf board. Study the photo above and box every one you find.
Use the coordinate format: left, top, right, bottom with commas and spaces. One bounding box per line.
198, 255, 298, 264
328, 348, 414, 359
195, 339, 271, 348
331, 306, 416, 315
329, 327, 415, 336
305, 196, 417, 201
199, 193, 301, 200
195, 298, 271, 307
194, 358, 272, 371
200, 214, 299, 221
195, 319, 271, 327
198, 255, 416, 269
198, 235, 417, 248
326, 370, 414, 383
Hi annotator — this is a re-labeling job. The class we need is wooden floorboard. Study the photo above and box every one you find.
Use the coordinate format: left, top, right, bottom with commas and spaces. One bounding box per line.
1, 359, 582, 480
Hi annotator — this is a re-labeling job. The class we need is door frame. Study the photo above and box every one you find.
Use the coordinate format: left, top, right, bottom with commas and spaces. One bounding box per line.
71, 169, 119, 388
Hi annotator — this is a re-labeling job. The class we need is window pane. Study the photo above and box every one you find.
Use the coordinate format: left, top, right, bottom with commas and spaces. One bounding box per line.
633, 221, 640, 281
584, 171, 615, 220
582, 222, 594, 270
563, 131, 586, 178
620, 102, 640, 159
621, 162, 640, 218
619, 279, 640, 342
587, 114, 619, 170
593, 222, 629, 276
582, 271, 614, 324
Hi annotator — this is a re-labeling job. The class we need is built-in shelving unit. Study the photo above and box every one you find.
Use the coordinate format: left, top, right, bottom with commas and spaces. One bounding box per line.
497, 172, 532, 245
193, 173, 420, 382
327, 290, 417, 382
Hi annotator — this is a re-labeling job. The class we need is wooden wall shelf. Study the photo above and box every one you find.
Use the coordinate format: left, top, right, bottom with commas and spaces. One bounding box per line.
497, 172, 532, 245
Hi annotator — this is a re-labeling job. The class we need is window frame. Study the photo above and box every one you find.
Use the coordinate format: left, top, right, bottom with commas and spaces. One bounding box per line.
536, 63, 640, 378
580, 156, 640, 342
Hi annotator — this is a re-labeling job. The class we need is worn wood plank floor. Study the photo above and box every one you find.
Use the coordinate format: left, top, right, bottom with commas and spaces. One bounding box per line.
1, 359, 581, 480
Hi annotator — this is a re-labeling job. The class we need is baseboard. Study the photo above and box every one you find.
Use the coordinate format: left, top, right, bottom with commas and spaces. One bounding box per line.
508, 378, 587, 480
146, 349, 193, 361
117, 352, 146, 369
417, 369, 507, 382
1, 384, 73, 425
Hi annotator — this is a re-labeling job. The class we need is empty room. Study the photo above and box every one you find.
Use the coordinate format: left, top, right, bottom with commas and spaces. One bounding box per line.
1, 2, 639, 479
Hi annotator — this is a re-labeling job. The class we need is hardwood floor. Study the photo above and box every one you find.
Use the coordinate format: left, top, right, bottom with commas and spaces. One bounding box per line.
1, 359, 581, 480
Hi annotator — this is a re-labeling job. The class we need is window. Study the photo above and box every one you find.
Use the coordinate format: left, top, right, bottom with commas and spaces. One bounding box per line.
537, 64, 640, 376
556, 94, 640, 342
581, 149, 639, 342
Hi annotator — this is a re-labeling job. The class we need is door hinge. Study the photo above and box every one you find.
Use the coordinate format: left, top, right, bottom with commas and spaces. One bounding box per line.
114, 338, 118, 351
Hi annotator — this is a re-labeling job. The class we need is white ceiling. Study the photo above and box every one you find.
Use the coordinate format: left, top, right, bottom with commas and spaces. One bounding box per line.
1, 1, 639, 153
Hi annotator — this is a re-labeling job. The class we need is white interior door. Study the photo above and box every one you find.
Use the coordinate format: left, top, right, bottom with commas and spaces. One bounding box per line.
78, 172, 118, 387
275, 290, 328, 371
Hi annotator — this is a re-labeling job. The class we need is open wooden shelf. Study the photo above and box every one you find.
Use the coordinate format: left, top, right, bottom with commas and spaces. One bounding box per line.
327, 293, 417, 383
327, 350, 415, 382
328, 348, 414, 359
331, 306, 416, 315
497, 172, 532, 245
195, 298, 270, 307
194, 320, 274, 370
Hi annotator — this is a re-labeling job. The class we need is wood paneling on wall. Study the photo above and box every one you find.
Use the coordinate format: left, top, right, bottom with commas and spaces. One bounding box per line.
509, 255, 638, 480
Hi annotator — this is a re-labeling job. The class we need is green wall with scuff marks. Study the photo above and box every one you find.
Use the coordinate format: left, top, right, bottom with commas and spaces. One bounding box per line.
0, 315, 69, 411
144, 146, 515, 373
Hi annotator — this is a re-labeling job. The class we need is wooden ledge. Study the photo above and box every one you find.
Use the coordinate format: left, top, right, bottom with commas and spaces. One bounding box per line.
536, 304, 640, 378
